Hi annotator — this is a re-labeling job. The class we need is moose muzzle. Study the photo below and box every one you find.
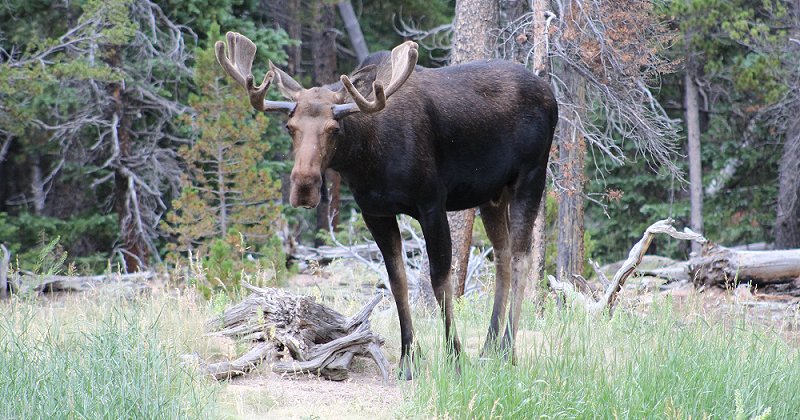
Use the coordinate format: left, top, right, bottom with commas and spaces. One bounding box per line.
289, 170, 322, 209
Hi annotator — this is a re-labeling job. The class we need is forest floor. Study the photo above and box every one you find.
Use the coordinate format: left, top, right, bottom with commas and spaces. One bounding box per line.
4, 258, 800, 418
208, 259, 800, 418
211, 263, 408, 419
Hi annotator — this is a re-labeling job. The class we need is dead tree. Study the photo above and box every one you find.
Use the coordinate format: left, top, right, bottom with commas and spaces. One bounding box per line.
202, 284, 390, 381
691, 245, 800, 294
549, 218, 705, 316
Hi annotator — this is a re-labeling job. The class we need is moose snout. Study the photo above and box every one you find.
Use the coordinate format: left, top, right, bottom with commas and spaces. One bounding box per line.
289, 171, 322, 209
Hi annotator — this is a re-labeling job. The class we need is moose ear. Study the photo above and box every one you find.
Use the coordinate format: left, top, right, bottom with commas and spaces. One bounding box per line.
342, 64, 378, 98
269, 61, 303, 100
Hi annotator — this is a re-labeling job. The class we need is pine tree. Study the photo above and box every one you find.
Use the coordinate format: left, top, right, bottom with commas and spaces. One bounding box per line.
164, 25, 284, 282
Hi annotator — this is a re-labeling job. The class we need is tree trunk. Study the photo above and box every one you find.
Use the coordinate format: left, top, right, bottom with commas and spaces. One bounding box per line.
447, 210, 475, 296
775, 116, 800, 248
451, 0, 498, 63
529, 0, 551, 300
556, 70, 586, 285
315, 170, 342, 246
337, 1, 369, 62
685, 41, 704, 255
217, 145, 228, 236
448, 0, 498, 297
287, 0, 302, 75
108, 47, 147, 272
30, 156, 45, 214
312, 2, 338, 85
313, 3, 341, 246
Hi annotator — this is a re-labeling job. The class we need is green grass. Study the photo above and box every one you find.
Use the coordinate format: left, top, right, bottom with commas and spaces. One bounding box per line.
2, 272, 798, 419
400, 298, 799, 419
0, 294, 219, 419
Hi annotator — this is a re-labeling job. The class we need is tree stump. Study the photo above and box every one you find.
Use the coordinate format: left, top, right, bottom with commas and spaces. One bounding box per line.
202, 284, 390, 382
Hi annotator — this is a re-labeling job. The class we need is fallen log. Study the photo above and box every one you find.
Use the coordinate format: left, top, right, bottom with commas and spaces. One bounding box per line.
291, 241, 423, 263
202, 284, 390, 382
16, 271, 155, 294
690, 244, 800, 293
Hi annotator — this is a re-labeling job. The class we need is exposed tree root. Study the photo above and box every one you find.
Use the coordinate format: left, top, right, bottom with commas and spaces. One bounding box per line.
201, 284, 390, 382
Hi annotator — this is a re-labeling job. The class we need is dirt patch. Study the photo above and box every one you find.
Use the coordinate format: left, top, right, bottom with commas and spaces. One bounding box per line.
218, 359, 402, 419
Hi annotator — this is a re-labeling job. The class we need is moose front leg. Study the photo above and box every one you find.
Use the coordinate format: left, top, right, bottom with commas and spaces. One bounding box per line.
362, 213, 417, 379
418, 208, 462, 359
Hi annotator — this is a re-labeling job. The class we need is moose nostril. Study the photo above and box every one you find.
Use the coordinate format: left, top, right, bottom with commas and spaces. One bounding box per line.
290, 171, 322, 187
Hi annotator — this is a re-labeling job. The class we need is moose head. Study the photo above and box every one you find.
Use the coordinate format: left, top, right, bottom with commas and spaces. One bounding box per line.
215, 32, 419, 208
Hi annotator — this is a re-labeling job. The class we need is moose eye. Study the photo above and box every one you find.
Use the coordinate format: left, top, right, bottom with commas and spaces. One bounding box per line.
326, 121, 341, 135
285, 124, 296, 135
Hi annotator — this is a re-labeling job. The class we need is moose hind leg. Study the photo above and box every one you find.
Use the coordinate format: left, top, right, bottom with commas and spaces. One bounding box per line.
362, 214, 416, 379
478, 194, 512, 357
501, 166, 547, 359
419, 208, 462, 358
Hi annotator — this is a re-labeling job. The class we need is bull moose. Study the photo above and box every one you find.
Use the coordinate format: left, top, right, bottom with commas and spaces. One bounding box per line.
215, 32, 558, 378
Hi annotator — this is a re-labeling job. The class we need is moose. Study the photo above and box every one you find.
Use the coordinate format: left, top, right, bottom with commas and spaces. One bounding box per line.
215, 32, 558, 378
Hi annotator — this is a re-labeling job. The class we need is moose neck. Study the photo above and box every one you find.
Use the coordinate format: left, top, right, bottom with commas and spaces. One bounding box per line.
326, 114, 380, 179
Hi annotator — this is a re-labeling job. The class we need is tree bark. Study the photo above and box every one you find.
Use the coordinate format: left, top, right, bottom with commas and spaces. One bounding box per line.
775, 116, 800, 248
31, 156, 46, 214
312, 3, 342, 246
312, 2, 338, 85
691, 244, 800, 294
21, 271, 154, 294
285, 0, 302, 76
108, 47, 147, 272
217, 145, 228, 236
685, 40, 704, 255
529, 0, 551, 300
448, 0, 498, 297
556, 69, 587, 285
337, 1, 369, 62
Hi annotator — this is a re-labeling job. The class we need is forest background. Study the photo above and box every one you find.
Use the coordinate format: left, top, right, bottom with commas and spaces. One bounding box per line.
1, 0, 798, 293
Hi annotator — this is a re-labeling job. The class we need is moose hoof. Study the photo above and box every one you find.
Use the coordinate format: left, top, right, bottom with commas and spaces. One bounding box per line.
397, 358, 415, 381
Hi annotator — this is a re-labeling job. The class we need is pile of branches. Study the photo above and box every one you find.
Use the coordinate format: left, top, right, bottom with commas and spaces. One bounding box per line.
199, 284, 390, 382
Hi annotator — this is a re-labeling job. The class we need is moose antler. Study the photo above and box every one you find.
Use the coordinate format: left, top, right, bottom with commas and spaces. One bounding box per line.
215, 32, 296, 114
334, 41, 419, 118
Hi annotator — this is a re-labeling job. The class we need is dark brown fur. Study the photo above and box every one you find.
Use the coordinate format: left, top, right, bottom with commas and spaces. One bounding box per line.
220, 38, 558, 378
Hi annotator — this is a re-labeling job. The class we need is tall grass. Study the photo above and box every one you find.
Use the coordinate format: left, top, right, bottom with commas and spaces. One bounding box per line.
0, 294, 219, 419
401, 298, 800, 419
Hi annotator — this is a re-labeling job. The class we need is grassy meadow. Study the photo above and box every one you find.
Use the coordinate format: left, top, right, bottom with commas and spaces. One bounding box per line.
402, 297, 799, 419
0, 291, 220, 419
1, 278, 798, 419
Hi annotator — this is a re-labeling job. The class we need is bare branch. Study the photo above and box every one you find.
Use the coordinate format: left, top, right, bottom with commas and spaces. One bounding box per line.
550, 218, 707, 316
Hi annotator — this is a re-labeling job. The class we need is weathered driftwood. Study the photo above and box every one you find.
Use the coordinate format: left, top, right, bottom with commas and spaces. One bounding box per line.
203, 284, 390, 382
690, 245, 800, 293
291, 241, 423, 263
16, 271, 155, 294
549, 218, 706, 315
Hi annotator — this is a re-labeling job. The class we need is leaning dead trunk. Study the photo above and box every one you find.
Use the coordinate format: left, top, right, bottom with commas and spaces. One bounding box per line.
201, 284, 390, 381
